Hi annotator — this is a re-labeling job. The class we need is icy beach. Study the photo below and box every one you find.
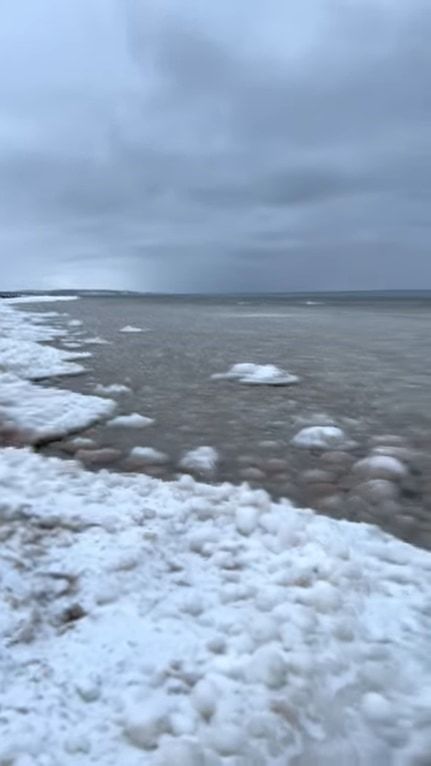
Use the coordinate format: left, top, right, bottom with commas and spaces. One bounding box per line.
1, 298, 431, 765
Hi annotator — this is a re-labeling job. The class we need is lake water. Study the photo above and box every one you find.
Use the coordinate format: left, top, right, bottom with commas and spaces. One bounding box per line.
32, 293, 431, 548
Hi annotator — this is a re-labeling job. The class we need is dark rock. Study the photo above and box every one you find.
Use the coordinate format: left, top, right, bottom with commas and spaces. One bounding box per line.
61, 603, 86, 624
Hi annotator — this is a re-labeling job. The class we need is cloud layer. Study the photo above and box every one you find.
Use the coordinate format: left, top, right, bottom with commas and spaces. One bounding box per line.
1, 0, 430, 290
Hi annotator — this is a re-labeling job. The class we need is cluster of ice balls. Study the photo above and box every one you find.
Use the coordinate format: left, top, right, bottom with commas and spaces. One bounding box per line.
114, 470, 426, 764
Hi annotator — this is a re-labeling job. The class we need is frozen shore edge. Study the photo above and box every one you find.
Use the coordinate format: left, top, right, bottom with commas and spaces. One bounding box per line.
0, 297, 431, 765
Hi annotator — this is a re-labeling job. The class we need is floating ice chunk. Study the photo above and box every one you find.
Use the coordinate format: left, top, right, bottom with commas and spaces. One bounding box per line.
95, 383, 131, 395
107, 413, 154, 428
68, 319, 83, 327
212, 363, 299, 386
292, 425, 346, 449
353, 455, 407, 480
129, 446, 169, 464
83, 336, 110, 345
62, 341, 82, 349
180, 446, 219, 475
119, 325, 144, 333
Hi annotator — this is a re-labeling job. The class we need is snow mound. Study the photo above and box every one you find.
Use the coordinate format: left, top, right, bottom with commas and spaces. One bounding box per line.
108, 413, 154, 428
292, 425, 346, 449
120, 325, 144, 333
0, 446, 430, 765
212, 363, 299, 386
180, 446, 219, 475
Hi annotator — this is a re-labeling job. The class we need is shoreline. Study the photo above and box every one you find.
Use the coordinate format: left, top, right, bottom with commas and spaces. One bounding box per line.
1, 298, 431, 764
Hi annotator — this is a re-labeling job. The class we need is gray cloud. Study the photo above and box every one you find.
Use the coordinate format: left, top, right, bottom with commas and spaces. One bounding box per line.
0, 0, 430, 290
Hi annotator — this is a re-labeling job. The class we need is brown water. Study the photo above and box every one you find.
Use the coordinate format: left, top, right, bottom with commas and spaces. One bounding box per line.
30, 293, 431, 548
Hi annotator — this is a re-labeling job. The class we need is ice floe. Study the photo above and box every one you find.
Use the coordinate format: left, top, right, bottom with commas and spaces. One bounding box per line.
107, 413, 154, 428
179, 446, 219, 475
95, 383, 131, 395
212, 363, 299, 386
292, 425, 347, 449
120, 325, 144, 333
82, 336, 110, 345
129, 446, 169, 464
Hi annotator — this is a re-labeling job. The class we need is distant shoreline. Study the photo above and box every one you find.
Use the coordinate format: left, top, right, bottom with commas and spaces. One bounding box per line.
2, 288, 431, 301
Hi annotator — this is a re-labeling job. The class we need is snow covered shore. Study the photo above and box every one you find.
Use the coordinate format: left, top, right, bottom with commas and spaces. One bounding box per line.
1, 298, 431, 765
0, 298, 115, 443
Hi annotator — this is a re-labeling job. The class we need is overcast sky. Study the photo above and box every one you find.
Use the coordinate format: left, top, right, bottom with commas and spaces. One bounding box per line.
0, 0, 430, 292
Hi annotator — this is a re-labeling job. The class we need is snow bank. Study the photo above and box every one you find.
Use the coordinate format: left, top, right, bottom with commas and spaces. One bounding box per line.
1, 446, 430, 765
212, 363, 299, 386
0, 373, 115, 444
292, 425, 347, 449
0, 336, 90, 379
0, 299, 89, 379
0, 300, 115, 441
